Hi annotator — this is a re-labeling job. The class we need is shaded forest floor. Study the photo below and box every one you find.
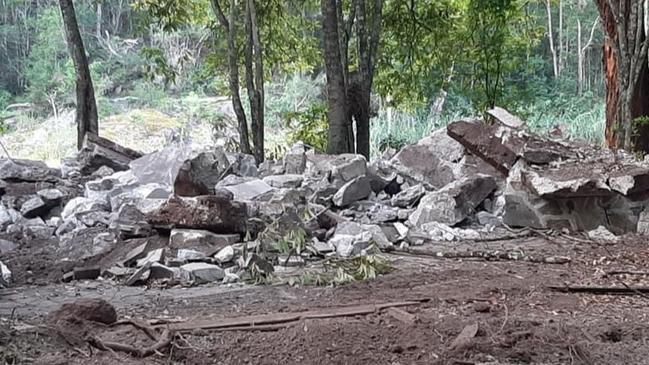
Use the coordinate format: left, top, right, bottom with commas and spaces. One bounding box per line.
3, 234, 649, 364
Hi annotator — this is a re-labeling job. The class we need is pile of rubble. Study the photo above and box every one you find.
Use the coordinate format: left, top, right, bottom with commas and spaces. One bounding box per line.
2, 109, 649, 288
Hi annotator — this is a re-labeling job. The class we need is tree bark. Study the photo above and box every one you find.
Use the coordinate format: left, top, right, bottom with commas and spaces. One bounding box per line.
59, 0, 99, 150
211, 0, 252, 155
245, 0, 264, 163
321, 0, 352, 154
596, 0, 649, 152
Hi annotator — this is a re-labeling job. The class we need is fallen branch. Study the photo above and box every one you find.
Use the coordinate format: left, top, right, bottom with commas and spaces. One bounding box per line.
164, 300, 427, 332
88, 328, 172, 358
111, 319, 158, 341
393, 248, 570, 264
548, 285, 649, 295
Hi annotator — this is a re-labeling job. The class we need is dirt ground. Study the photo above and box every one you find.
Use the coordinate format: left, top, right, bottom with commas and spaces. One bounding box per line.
3, 234, 649, 365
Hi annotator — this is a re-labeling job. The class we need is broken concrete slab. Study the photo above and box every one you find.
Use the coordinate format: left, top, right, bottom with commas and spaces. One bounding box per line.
333, 176, 372, 207
174, 150, 231, 196
181, 262, 225, 284
409, 175, 497, 226
147, 195, 248, 234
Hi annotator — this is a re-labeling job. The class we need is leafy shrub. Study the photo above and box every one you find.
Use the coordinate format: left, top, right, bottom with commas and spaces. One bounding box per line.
287, 102, 328, 152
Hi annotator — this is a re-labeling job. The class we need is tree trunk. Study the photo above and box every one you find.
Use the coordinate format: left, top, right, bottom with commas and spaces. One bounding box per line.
596, 0, 649, 152
321, 0, 352, 154
59, 0, 98, 150
546, 0, 559, 79
245, 0, 264, 163
211, 0, 252, 155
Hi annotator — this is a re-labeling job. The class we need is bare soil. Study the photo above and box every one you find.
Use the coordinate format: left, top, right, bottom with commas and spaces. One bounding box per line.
3, 234, 649, 364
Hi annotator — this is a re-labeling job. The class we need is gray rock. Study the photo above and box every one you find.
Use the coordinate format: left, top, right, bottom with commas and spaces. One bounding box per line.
391, 184, 426, 208
62, 197, 107, 220
174, 149, 232, 196
306, 154, 367, 184
181, 262, 225, 283
476, 211, 501, 227
263, 174, 304, 189
223, 179, 275, 201
227, 153, 258, 177
216, 175, 257, 187
0, 158, 60, 182
136, 248, 165, 267
177, 249, 207, 261
0, 260, 12, 287
76, 134, 143, 175
638, 208, 649, 235
20, 196, 50, 218
330, 232, 374, 257
0, 239, 17, 254
222, 272, 240, 284
76, 210, 111, 227
37, 188, 65, 204
284, 144, 307, 174
409, 175, 497, 226
0, 204, 17, 230
149, 263, 178, 280
214, 245, 235, 264
109, 204, 152, 238
130, 145, 194, 186
333, 176, 372, 207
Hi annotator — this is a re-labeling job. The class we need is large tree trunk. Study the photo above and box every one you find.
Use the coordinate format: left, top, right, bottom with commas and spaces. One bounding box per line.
211, 0, 252, 155
59, 0, 98, 150
322, 0, 352, 154
596, 0, 649, 152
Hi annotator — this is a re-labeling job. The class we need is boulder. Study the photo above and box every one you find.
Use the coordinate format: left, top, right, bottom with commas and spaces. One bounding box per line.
130, 145, 194, 186
181, 262, 225, 283
20, 196, 51, 218
77, 134, 143, 175
391, 184, 426, 208
409, 175, 497, 226
447, 120, 576, 174
214, 245, 235, 264
147, 194, 248, 234
0, 158, 60, 182
333, 176, 372, 207
173, 150, 231, 196
223, 179, 275, 201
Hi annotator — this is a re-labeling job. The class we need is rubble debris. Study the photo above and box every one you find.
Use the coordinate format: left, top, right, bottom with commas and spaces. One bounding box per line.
214, 245, 235, 264
390, 184, 426, 208
587, 226, 619, 243
181, 262, 225, 283
409, 175, 496, 226
487, 106, 524, 128
333, 176, 372, 207
263, 174, 304, 189
223, 179, 275, 201
284, 143, 307, 174
0, 158, 60, 182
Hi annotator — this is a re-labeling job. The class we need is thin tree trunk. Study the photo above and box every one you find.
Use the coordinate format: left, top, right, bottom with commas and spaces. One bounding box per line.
245, 0, 264, 163
321, 0, 351, 154
211, 0, 252, 155
59, 0, 98, 150
546, 0, 559, 79
558, 0, 563, 75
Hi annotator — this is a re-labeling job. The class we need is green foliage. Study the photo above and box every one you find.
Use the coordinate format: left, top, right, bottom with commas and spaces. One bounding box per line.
295, 255, 394, 287
287, 102, 329, 152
